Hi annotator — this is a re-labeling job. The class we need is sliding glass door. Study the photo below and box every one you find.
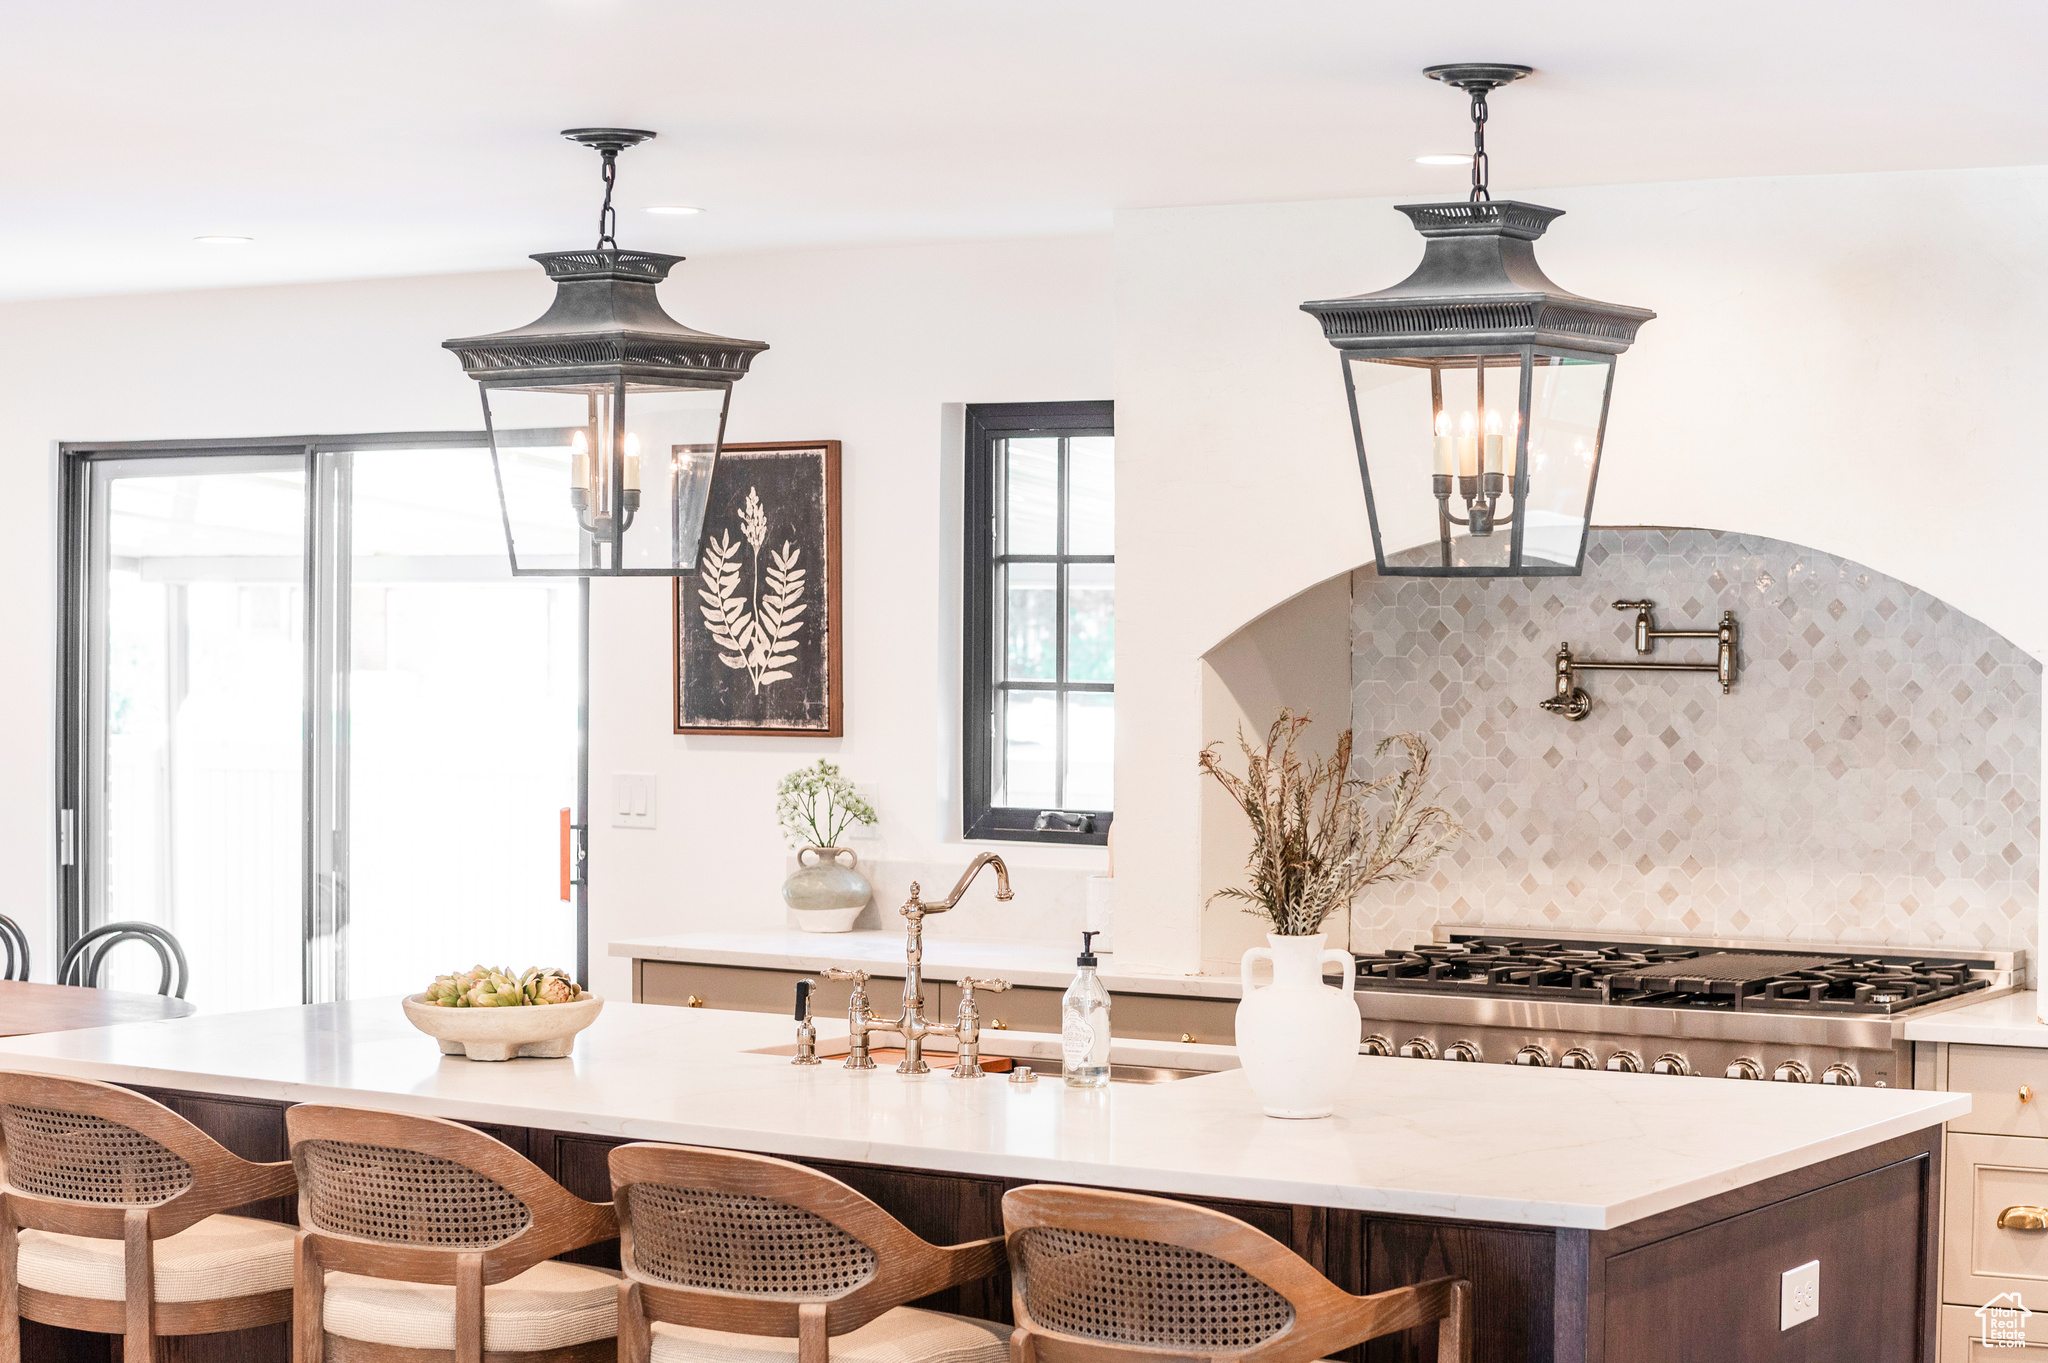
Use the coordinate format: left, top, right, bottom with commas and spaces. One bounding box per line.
62, 436, 585, 1013
81, 453, 309, 1010
337, 444, 581, 998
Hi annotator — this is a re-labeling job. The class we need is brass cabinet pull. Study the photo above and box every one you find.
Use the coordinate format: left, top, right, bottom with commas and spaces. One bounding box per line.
2023, 1085, 2034, 1104
988, 1019, 1007, 1030
1181, 1033, 1198, 1044
685, 995, 705, 1008
1998, 1205, 2048, 1231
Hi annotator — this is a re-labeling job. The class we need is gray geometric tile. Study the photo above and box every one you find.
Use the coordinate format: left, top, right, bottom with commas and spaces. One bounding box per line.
1349, 528, 2042, 962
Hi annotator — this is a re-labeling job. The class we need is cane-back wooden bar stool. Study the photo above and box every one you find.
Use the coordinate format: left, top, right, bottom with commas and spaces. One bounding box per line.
609, 1143, 1010, 1363
1002, 1186, 1472, 1363
0, 1071, 299, 1362
287, 1105, 620, 1363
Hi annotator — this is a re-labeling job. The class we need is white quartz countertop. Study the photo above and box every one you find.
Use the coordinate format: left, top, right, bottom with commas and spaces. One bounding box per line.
611, 930, 1251, 998
0, 998, 1965, 1232
1902, 990, 2048, 1047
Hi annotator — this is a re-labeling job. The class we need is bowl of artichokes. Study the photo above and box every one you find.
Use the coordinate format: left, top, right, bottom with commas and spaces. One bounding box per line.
402, 966, 602, 1061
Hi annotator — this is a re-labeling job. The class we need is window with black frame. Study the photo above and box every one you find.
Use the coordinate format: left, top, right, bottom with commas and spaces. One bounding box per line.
963, 402, 1114, 844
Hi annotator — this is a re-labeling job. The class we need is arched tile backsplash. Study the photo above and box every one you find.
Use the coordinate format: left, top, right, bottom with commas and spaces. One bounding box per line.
1350, 527, 2042, 960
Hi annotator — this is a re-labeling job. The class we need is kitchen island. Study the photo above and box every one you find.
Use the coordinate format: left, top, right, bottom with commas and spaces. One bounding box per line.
0, 999, 1968, 1363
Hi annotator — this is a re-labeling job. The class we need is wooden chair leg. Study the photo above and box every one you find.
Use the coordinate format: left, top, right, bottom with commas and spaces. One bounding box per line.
0, 1205, 20, 1363
292, 1232, 324, 1363
1436, 1278, 1471, 1363
120, 1210, 155, 1363
453, 1253, 484, 1363
796, 1302, 828, 1363
617, 1280, 650, 1363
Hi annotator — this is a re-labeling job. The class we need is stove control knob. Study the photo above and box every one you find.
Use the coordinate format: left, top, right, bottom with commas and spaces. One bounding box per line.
1725, 1057, 1765, 1082
1821, 1063, 1860, 1087
1773, 1059, 1813, 1084
1513, 1044, 1552, 1068
1559, 1046, 1598, 1070
1443, 1040, 1483, 1064
1398, 1038, 1438, 1061
1650, 1053, 1692, 1077
1361, 1034, 1394, 1057
1605, 1050, 1644, 1074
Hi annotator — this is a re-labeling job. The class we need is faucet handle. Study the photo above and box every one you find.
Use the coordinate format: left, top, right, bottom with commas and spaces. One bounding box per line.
824, 967, 870, 984
959, 976, 1011, 994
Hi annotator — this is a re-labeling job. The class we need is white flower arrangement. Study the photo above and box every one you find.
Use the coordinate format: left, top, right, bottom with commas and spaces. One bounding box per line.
775, 760, 878, 849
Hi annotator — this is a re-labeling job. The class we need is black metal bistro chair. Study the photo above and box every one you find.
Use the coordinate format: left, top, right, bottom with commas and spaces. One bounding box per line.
57, 923, 189, 999
0, 916, 29, 982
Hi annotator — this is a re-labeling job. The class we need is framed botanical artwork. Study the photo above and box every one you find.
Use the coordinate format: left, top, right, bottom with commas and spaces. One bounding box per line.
673, 440, 843, 736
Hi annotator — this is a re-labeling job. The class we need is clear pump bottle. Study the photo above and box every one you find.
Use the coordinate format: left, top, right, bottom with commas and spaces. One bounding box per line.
1061, 931, 1112, 1088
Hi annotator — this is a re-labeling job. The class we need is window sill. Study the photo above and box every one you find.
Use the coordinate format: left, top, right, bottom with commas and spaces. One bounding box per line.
963, 811, 1114, 847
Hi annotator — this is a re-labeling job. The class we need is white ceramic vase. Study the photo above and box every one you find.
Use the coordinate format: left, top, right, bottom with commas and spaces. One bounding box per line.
1234, 932, 1361, 1118
782, 847, 872, 932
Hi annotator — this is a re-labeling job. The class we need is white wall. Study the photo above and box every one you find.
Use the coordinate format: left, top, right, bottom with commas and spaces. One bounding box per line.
0, 233, 1115, 989
584, 240, 1115, 997
1112, 166, 2048, 973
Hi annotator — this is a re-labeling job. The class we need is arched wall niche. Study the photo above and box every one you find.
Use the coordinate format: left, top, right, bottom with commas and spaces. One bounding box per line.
1197, 526, 2042, 974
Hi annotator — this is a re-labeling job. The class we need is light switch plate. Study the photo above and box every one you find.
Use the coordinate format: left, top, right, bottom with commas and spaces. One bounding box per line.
612, 773, 656, 830
1780, 1259, 1819, 1330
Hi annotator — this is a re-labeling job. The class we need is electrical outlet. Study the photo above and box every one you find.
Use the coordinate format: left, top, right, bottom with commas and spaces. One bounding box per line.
1780, 1259, 1819, 1330
611, 774, 656, 830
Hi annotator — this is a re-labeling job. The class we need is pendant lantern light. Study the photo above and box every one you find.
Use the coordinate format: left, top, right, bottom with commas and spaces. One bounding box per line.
1300, 65, 1655, 576
444, 129, 768, 576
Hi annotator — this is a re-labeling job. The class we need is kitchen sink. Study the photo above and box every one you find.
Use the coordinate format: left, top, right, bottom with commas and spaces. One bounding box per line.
746, 1043, 1208, 1083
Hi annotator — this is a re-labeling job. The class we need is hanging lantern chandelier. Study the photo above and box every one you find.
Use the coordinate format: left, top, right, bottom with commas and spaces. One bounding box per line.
1300, 65, 1655, 577
444, 129, 768, 576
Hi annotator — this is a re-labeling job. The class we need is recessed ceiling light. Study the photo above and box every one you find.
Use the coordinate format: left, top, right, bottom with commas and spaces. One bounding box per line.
1414, 154, 1473, 166
644, 206, 703, 216
192, 235, 254, 244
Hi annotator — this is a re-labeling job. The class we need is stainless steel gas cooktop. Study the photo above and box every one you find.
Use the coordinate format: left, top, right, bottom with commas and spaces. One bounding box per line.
1348, 926, 2022, 1087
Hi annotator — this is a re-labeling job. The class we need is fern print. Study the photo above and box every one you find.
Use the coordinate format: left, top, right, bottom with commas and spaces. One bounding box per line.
697, 488, 805, 693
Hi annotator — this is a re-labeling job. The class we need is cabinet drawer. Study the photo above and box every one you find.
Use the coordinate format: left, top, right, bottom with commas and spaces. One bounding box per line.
1949, 1045, 2048, 1138
1941, 1302, 2048, 1360
1111, 992, 1239, 1046
973, 983, 1064, 1034
1945, 1132, 2048, 1306
978, 986, 1239, 1045
637, 960, 854, 1016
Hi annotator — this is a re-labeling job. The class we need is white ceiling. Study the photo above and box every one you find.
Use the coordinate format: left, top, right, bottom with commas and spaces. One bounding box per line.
3, 0, 2043, 301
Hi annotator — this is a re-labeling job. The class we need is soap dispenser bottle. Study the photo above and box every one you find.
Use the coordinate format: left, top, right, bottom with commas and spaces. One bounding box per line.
1061, 931, 1112, 1088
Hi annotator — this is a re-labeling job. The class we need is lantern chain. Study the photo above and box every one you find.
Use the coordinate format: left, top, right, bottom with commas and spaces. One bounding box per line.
1468, 86, 1491, 203
597, 149, 619, 250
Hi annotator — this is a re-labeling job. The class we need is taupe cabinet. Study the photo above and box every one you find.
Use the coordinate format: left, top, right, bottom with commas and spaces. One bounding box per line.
632, 958, 1243, 1045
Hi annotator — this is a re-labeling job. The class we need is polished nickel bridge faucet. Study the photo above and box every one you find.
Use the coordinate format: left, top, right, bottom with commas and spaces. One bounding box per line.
825, 853, 1014, 1076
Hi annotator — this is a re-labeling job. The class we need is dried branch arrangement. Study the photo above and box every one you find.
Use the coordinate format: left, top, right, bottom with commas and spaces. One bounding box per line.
1198, 710, 1462, 936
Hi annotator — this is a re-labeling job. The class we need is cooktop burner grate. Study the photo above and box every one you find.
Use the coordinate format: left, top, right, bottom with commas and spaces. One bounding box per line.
1354, 935, 1994, 1014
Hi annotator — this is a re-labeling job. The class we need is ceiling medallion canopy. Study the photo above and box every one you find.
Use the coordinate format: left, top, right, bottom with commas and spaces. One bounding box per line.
444, 128, 769, 577
1301, 65, 1655, 577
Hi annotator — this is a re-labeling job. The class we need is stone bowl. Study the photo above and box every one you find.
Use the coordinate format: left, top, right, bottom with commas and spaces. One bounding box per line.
401, 992, 603, 1061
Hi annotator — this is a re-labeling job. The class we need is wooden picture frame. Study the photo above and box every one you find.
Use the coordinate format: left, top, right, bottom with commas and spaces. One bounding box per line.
673, 440, 843, 736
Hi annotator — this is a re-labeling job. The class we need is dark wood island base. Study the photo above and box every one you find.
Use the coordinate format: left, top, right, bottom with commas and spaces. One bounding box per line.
17, 1089, 1941, 1363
